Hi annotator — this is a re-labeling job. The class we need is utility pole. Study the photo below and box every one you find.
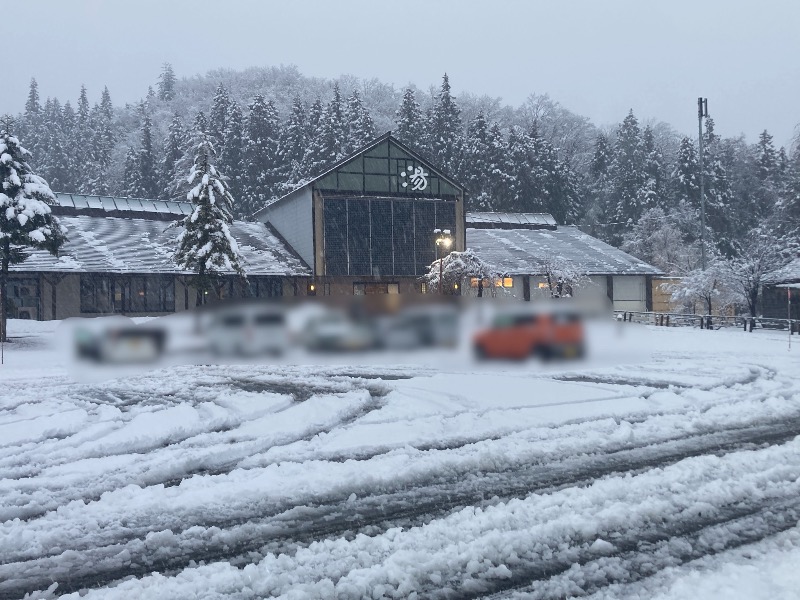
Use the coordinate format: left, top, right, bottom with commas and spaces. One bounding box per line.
697, 97, 708, 270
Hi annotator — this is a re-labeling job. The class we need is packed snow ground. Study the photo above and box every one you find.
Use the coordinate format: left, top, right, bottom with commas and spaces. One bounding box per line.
1, 319, 799, 599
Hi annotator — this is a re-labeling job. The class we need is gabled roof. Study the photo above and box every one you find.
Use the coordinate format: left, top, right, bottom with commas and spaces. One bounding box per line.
52, 193, 193, 219
768, 258, 800, 283
254, 132, 465, 217
466, 226, 662, 276
11, 214, 310, 276
467, 212, 557, 229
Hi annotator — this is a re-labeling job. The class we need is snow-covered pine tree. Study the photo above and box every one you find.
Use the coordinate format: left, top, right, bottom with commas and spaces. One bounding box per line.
138, 111, 159, 199
702, 117, 734, 253
21, 79, 42, 160
209, 83, 230, 149
346, 89, 375, 153
394, 87, 423, 148
752, 130, 781, 220
610, 110, 647, 238
460, 112, 491, 208
304, 84, 346, 176
585, 132, 615, 236
484, 122, 510, 211
426, 73, 463, 175
674, 137, 699, 208
99, 86, 113, 121
25, 79, 41, 118
39, 98, 71, 193
241, 95, 281, 218
122, 146, 142, 197
276, 97, 308, 190
159, 113, 188, 200
0, 122, 66, 340
157, 63, 176, 102
173, 132, 245, 303
220, 101, 245, 207
641, 125, 665, 210
74, 85, 93, 193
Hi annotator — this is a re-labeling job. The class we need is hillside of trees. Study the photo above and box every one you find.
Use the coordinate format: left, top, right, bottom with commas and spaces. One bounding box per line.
9, 63, 800, 280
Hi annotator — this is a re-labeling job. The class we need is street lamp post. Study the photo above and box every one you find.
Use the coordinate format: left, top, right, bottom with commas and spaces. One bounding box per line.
434, 229, 453, 295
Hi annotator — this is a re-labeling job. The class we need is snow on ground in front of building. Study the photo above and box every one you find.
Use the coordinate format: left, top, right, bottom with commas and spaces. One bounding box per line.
1, 319, 800, 599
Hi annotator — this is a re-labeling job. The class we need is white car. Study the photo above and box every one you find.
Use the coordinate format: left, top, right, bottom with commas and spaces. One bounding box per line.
207, 304, 287, 356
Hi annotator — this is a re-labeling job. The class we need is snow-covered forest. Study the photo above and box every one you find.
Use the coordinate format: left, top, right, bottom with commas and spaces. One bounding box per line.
10, 64, 800, 275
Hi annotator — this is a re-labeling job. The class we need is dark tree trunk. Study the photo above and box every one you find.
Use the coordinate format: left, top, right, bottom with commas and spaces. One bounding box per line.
1, 240, 9, 343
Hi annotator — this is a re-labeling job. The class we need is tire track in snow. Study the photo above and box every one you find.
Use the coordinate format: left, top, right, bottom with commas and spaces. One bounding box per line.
4, 415, 800, 599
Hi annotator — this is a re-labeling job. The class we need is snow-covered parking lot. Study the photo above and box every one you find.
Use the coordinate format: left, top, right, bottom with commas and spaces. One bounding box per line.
2, 319, 800, 599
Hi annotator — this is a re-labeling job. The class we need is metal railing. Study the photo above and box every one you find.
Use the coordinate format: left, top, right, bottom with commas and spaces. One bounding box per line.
614, 310, 800, 334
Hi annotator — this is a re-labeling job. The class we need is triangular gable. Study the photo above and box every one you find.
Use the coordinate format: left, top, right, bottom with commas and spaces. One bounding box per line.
314, 134, 463, 198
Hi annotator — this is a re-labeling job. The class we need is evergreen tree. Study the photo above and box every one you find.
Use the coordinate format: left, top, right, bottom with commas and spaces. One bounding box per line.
755, 130, 777, 181
0, 122, 66, 340
305, 97, 323, 140
209, 83, 230, 148
485, 122, 510, 211
585, 133, 615, 237
702, 117, 734, 253
25, 79, 41, 117
674, 137, 699, 208
641, 126, 665, 210
277, 97, 308, 188
426, 73, 463, 174
394, 87, 423, 148
99, 86, 113, 121
138, 111, 159, 198
173, 132, 245, 303
460, 112, 491, 208
346, 89, 375, 153
241, 95, 281, 217
157, 63, 177, 102
39, 98, 71, 192
159, 113, 188, 200
610, 110, 647, 234
74, 85, 92, 192
305, 83, 346, 174
87, 117, 114, 195
193, 111, 208, 135
220, 101, 245, 205
123, 146, 142, 197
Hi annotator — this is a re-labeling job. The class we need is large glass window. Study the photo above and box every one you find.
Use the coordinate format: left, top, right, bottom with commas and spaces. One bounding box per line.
414, 202, 436, 276
347, 199, 371, 275
80, 275, 175, 313
323, 197, 455, 277
323, 199, 348, 276
392, 201, 415, 276
371, 200, 393, 277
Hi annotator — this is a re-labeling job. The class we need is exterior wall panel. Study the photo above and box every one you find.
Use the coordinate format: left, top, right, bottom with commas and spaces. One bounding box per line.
261, 187, 314, 268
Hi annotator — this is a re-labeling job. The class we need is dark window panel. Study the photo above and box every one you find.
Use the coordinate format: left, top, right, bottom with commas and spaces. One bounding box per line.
348, 198, 371, 275
370, 200, 393, 277
414, 202, 436, 276
324, 199, 348, 276
392, 200, 415, 276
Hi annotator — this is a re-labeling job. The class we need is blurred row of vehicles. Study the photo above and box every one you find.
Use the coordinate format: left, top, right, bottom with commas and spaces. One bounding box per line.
67, 298, 589, 364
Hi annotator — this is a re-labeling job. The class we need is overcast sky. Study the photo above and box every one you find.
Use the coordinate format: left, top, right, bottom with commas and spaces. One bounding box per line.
3, 0, 798, 146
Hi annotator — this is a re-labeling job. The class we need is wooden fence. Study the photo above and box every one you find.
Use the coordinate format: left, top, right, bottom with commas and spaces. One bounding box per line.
614, 311, 800, 334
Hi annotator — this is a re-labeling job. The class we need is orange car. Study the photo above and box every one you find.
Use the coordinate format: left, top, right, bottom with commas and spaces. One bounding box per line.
473, 309, 584, 360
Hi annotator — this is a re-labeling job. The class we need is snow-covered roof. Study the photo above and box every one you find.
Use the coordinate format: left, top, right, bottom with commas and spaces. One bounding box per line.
768, 258, 800, 283
466, 212, 557, 228
465, 226, 663, 276
53, 193, 194, 218
10, 215, 310, 276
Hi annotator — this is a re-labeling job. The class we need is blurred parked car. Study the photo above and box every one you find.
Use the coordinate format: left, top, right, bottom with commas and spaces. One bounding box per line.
302, 311, 377, 352
473, 308, 584, 360
207, 303, 287, 356
74, 317, 166, 363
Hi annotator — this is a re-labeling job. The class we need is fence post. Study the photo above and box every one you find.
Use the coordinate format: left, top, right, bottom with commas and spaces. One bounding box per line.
666, 315, 670, 327
623, 312, 627, 322
743, 318, 747, 332
706, 315, 713, 330
700, 315, 704, 329
749, 318, 754, 332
